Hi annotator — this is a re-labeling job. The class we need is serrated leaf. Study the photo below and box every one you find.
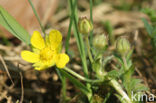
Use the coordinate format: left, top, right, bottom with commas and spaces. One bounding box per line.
0, 6, 30, 45
130, 79, 142, 88
114, 54, 124, 65
107, 70, 119, 78
134, 84, 149, 92
126, 49, 133, 61
126, 65, 135, 76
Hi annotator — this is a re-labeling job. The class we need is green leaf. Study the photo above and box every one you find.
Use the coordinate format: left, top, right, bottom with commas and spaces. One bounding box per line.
141, 18, 153, 37
103, 92, 111, 103
142, 8, 156, 23
115, 94, 127, 103
59, 69, 90, 95
0, 6, 30, 45
130, 79, 142, 88
92, 58, 101, 73
134, 84, 149, 92
126, 49, 133, 61
107, 70, 119, 78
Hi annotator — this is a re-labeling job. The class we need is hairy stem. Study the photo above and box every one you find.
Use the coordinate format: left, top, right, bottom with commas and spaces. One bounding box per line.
109, 79, 132, 103
85, 37, 94, 63
64, 67, 102, 83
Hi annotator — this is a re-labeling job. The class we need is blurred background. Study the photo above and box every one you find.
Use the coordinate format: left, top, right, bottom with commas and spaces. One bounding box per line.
0, 0, 156, 103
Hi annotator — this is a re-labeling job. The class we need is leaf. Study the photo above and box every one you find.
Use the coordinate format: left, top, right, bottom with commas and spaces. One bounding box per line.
130, 79, 142, 88
115, 94, 127, 103
114, 53, 124, 65
134, 84, 149, 92
125, 65, 135, 77
0, 6, 30, 45
92, 58, 101, 74
128, 78, 143, 92
59, 69, 90, 95
142, 8, 156, 23
141, 18, 153, 37
107, 70, 119, 78
103, 92, 111, 103
126, 49, 133, 61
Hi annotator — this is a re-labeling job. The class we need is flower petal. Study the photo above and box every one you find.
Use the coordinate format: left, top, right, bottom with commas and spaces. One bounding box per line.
48, 30, 62, 49
56, 53, 69, 68
21, 50, 39, 63
33, 63, 54, 71
31, 31, 45, 49
33, 59, 55, 71
34, 66, 48, 71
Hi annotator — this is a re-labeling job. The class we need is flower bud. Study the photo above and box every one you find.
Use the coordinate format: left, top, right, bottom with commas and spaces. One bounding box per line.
78, 17, 93, 35
116, 37, 131, 56
93, 34, 108, 50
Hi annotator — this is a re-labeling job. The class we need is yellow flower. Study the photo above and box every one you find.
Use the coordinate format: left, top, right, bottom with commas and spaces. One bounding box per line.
21, 30, 69, 70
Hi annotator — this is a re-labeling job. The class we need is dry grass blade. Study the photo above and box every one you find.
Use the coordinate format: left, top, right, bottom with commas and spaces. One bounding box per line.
0, 54, 14, 86
19, 71, 24, 103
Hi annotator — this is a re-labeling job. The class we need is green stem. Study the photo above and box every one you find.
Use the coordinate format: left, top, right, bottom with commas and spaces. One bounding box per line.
103, 55, 114, 67
85, 37, 93, 63
89, 0, 93, 44
56, 69, 67, 101
65, 0, 76, 54
64, 67, 101, 83
69, 0, 89, 78
89, 0, 93, 23
73, 17, 89, 77
68, 0, 92, 102
28, 0, 46, 35
122, 56, 128, 70
65, 16, 73, 54
109, 79, 132, 103
122, 56, 132, 97
62, 77, 67, 100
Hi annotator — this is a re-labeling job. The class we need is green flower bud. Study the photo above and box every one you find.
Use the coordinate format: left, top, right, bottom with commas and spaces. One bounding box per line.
78, 17, 93, 35
116, 37, 131, 56
93, 34, 108, 50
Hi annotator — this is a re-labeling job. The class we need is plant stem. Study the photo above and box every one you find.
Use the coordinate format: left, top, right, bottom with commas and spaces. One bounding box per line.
85, 37, 93, 63
68, 0, 93, 102
109, 79, 132, 103
69, 0, 89, 78
65, 17, 73, 54
28, 0, 46, 35
122, 56, 128, 70
73, 17, 89, 77
64, 67, 102, 83
103, 55, 114, 67
62, 77, 67, 100
122, 56, 132, 97
89, 0, 93, 44
56, 69, 67, 101
65, 0, 76, 54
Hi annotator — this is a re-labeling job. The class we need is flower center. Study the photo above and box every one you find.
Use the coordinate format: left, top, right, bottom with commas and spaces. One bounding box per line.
40, 48, 54, 61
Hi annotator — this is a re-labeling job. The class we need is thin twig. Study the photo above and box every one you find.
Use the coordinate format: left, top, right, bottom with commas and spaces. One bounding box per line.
0, 55, 14, 86
19, 71, 24, 103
